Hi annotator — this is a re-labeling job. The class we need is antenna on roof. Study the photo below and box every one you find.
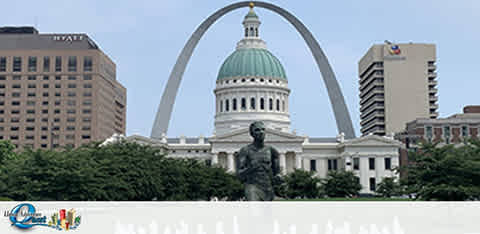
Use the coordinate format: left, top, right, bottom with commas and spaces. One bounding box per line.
34, 16, 39, 29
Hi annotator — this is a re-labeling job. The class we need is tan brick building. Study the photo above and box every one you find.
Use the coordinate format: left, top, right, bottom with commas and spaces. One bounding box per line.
358, 42, 438, 136
0, 27, 126, 149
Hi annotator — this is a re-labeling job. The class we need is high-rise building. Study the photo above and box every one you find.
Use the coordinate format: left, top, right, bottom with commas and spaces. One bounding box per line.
358, 42, 437, 136
0, 26, 126, 149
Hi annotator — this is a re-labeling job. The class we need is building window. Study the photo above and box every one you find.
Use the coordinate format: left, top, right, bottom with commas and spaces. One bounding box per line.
55, 56, 62, 71
250, 97, 255, 110
13, 57, 21, 72
28, 56, 37, 72
0, 57, 6, 72
328, 159, 338, 170
369, 178, 376, 191
67, 92, 76, 97
12, 84, 21, 89
260, 98, 265, 110
232, 99, 237, 111
241, 98, 246, 110
66, 126, 75, 131
84, 56, 93, 71
55, 84, 61, 88
55, 76, 61, 80
426, 126, 433, 142
444, 126, 451, 144
462, 126, 468, 137
0, 75, 4, 80
84, 84, 92, 88
83, 92, 92, 97
27, 92, 35, 97
82, 135, 91, 139
353, 157, 359, 170
385, 157, 391, 170
83, 75, 92, 80
369, 157, 375, 170
276, 99, 280, 111
68, 76, 76, 80
310, 160, 317, 172
269, 98, 273, 110
225, 99, 229, 111
12, 92, 20, 97
68, 56, 77, 72
43, 84, 49, 88
68, 84, 76, 88
220, 100, 223, 112
43, 56, 50, 72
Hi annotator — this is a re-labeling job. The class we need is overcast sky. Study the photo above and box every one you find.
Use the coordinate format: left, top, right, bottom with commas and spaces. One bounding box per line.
4, 0, 479, 138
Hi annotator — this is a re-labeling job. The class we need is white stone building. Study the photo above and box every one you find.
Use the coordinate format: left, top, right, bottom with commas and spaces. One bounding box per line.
128, 7, 401, 194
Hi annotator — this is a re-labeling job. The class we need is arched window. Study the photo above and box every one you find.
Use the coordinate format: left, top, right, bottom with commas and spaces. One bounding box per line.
250, 97, 256, 110
241, 98, 246, 110
276, 99, 280, 111
250, 27, 254, 36
282, 100, 285, 112
233, 98, 237, 111
226, 99, 229, 112
255, 28, 258, 37
269, 98, 273, 110
260, 98, 265, 110
245, 28, 248, 37
220, 100, 223, 112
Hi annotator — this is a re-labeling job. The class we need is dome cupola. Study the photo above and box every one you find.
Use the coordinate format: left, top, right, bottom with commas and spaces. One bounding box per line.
213, 4, 291, 135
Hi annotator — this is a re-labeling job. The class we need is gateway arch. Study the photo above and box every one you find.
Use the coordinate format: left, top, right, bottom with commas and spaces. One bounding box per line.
151, 1, 356, 139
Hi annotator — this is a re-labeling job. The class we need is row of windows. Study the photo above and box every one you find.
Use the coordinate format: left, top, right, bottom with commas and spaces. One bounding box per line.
0, 92, 92, 98
0, 117, 91, 123
0, 83, 91, 89
352, 157, 392, 170
1, 125, 91, 131
0, 135, 91, 141
0, 108, 91, 114
219, 78, 282, 85
425, 126, 473, 143
0, 56, 93, 73
0, 100, 91, 106
220, 97, 286, 112
0, 74, 93, 81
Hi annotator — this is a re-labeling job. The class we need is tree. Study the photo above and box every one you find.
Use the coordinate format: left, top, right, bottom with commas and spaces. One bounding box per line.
0, 140, 244, 201
322, 170, 362, 198
282, 169, 322, 199
401, 140, 480, 201
376, 177, 403, 197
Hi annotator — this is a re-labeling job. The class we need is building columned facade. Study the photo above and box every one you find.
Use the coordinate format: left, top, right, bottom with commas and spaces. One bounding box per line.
127, 7, 402, 195
0, 26, 126, 149
358, 42, 438, 136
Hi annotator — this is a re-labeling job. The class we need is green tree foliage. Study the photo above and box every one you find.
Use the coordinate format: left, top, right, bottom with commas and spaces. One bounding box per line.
281, 169, 322, 199
376, 177, 403, 197
401, 140, 480, 201
0, 141, 243, 201
323, 170, 362, 198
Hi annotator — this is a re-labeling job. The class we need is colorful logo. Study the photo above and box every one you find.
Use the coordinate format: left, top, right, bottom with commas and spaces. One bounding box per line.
4, 203, 81, 231
389, 44, 401, 55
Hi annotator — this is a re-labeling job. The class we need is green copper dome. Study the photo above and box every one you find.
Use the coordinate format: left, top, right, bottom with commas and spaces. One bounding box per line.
217, 48, 287, 80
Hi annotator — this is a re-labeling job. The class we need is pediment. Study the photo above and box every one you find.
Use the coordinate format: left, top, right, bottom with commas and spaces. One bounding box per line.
209, 127, 304, 143
341, 135, 402, 147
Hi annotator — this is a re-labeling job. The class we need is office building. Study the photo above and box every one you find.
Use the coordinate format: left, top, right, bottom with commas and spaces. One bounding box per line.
0, 26, 126, 149
358, 42, 438, 136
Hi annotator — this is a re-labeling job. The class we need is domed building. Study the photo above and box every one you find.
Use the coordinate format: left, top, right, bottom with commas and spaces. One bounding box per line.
214, 7, 290, 135
128, 6, 402, 195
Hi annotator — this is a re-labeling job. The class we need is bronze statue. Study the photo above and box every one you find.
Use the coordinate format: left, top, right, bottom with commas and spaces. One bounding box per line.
237, 121, 281, 201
